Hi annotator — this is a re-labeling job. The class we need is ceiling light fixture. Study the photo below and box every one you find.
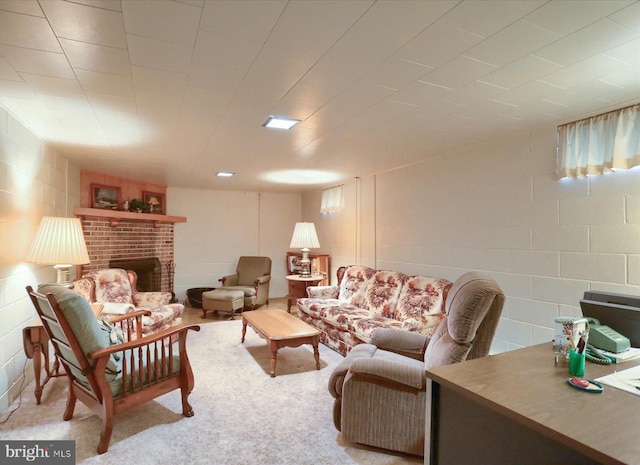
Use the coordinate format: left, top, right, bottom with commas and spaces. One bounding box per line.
216, 171, 235, 177
262, 115, 301, 130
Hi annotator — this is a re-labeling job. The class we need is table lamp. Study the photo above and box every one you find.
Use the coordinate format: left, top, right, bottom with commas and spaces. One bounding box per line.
26, 216, 90, 286
289, 222, 320, 276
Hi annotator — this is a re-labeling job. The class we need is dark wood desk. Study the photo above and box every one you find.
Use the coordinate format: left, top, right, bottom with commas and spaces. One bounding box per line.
426, 343, 640, 465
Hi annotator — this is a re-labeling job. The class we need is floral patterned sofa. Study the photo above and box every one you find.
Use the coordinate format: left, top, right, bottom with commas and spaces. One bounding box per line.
71, 268, 184, 338
296, 265, 453, 356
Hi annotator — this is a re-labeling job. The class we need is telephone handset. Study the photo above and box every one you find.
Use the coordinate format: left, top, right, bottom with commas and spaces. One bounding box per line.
584, 318, 631, 365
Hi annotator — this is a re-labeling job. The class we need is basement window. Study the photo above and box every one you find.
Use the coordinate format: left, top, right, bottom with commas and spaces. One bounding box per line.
556, 103, 640, 179
321, 185, 344, 215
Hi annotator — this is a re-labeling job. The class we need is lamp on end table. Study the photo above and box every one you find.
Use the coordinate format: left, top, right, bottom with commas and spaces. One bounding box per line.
289, 222, 320, 276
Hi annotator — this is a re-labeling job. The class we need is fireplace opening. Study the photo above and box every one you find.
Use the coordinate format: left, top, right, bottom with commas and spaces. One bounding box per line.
109, 257, 161, 292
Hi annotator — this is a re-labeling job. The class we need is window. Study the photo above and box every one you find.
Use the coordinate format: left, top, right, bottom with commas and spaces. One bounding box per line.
321, 185, 344, 215
556, 103, 640, 179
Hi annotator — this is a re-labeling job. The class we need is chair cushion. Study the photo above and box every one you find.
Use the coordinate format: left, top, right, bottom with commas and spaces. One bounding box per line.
38, 284, 121, 379
236, 256, 271, 286
88, 269, 135, 304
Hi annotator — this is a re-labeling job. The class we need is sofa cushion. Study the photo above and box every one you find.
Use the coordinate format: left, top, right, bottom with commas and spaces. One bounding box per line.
321, 304, 370, 331
395, 275, 452, 326
361, 270, 407, 318
350, 317, 405, 343
297, 298, 341, 319
338, 266, 375, 306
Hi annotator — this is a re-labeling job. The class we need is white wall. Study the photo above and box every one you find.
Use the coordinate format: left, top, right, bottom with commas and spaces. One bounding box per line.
0, 105, 80, 412
306, 125, 640, 353
170, 187, 301, 299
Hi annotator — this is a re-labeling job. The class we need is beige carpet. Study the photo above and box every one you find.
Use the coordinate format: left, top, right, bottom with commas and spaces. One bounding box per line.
0, 317, 422, 465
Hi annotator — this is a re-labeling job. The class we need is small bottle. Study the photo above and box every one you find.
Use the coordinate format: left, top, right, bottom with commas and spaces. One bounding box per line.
123, 200, 129, 211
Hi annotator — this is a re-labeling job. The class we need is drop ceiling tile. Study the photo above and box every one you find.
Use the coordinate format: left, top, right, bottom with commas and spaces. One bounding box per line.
75, 68, 134, 97
127, 35, 193, 74
396, 20, 484, 68
40, 0, 126, 49
85, 91, 136, 114
465, 19, 561, 67
363, 57, 433, 90
20, 73, 84, 99
187, 62, 245, 94
60, 39, 131, 76
491, 79, 565, 107
421, 55, 497, 90
71, 1, 122, 12
0, 10, 60, 52
532, 19, 639, 66
439, 80, 509, 107
0, 45, 72, 79
599, 63, 640, 91
540, 53, 633, 88
0, 56, 21, 81
0, 0, 44, 16
192, 30, 262, 71
121, 0, 200, 44
606, 1, 640, 33
604, 37, 640, 66
199, 0, 286, 43
481, 55, 562, 89
522, 0, 633, 36
441, 0, 545, 38
131, 65, 187, 94
392, 80, 454, 107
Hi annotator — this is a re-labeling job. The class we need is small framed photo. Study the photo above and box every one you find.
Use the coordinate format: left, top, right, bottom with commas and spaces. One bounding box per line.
142, 191, 165, 214
91, 184, 121, 210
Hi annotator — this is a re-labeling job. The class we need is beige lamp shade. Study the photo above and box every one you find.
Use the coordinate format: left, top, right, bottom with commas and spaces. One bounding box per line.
290, 222, 320, 276
26, 216, 90, 286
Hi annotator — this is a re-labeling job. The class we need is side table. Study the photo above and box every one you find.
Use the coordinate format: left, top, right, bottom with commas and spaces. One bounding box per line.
22, 318, 60, 404
285, 274, 324, 312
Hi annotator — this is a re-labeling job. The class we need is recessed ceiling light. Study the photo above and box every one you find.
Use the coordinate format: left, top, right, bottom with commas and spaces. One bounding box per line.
262, 115, 301, 130
216, 171, 235, 177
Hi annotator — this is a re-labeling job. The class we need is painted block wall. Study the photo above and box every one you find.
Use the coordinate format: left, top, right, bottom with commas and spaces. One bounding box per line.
170, 187, 301, 299
307, 125, 640, 353
0, 106, 80, 412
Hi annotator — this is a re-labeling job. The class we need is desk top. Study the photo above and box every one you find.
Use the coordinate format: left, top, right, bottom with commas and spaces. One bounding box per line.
427, 343, 640, 465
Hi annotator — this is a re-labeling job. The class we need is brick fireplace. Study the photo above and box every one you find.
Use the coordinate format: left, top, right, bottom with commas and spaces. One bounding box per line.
79, 218, 175, 292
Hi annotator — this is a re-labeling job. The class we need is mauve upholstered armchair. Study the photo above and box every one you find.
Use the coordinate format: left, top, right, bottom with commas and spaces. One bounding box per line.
327, 271, 505, 456
218, 256, 272, 310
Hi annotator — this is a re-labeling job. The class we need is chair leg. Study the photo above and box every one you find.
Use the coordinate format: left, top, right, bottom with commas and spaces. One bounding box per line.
63, 382, 77, 421
181, 388, 194, 417
97, 417, 114, 454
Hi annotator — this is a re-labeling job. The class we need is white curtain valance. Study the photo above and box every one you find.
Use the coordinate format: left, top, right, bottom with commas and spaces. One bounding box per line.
321, 185, 344, 215
556, 103, 640, 179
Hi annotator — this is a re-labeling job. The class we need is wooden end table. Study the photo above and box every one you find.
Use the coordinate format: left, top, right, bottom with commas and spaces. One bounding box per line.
285, 274, 324, 312
241, 309, 321, 377
23, 318, 60, 404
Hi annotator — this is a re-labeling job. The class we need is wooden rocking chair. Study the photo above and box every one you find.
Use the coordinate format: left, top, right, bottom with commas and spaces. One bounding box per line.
26, 284, 200, 454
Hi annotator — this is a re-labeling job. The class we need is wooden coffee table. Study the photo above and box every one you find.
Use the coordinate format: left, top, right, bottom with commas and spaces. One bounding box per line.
241, 309, 321, 377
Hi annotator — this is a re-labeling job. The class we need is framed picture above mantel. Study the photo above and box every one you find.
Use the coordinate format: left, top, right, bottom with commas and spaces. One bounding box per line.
142, 191, 165, 214
91, 184, 121, 210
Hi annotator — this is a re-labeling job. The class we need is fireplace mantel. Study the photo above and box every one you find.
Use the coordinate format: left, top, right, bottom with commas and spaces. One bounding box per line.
74, 207, 187, 227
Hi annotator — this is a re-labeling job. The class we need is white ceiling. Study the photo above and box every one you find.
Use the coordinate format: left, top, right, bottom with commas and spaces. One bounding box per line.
0, 0, 639, 193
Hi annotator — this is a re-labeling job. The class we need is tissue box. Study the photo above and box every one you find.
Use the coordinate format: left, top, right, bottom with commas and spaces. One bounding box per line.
554, 316, 588, 357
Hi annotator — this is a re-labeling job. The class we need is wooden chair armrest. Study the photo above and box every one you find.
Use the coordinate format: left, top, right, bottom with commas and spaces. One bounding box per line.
87, 323, 201, 360
105, 309, 151, 323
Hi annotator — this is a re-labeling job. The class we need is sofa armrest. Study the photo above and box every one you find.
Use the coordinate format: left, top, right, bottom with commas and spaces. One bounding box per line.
307, 285, 339, 299
370, 328, 430, 361
348, 357, 425, 390
219, 274, 239, 286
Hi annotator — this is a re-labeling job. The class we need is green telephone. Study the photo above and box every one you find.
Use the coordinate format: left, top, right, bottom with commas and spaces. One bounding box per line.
586, 318, 630, 353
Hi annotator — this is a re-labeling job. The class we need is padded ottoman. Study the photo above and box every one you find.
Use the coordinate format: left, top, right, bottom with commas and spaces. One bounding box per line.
202, 289, 244, 319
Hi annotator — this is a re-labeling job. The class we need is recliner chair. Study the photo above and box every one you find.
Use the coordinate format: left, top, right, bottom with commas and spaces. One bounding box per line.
327, 271, 505, 456
218, 256, 272, 310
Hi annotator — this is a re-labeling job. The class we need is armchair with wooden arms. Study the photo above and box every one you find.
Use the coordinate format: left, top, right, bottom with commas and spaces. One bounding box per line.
218, 256, 272, 310
327, 271, 505, 456
26, 284, 200, 454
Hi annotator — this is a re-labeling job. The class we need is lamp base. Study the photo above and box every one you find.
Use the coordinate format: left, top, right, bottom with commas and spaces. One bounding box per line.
299, 248, 311, 276
53, 264, 73, 287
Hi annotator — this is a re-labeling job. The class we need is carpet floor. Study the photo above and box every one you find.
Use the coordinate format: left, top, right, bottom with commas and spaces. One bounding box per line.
1, 317, 422, 465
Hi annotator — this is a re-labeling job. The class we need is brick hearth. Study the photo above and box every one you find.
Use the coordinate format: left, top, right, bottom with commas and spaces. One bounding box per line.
79, 218, 175, 292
